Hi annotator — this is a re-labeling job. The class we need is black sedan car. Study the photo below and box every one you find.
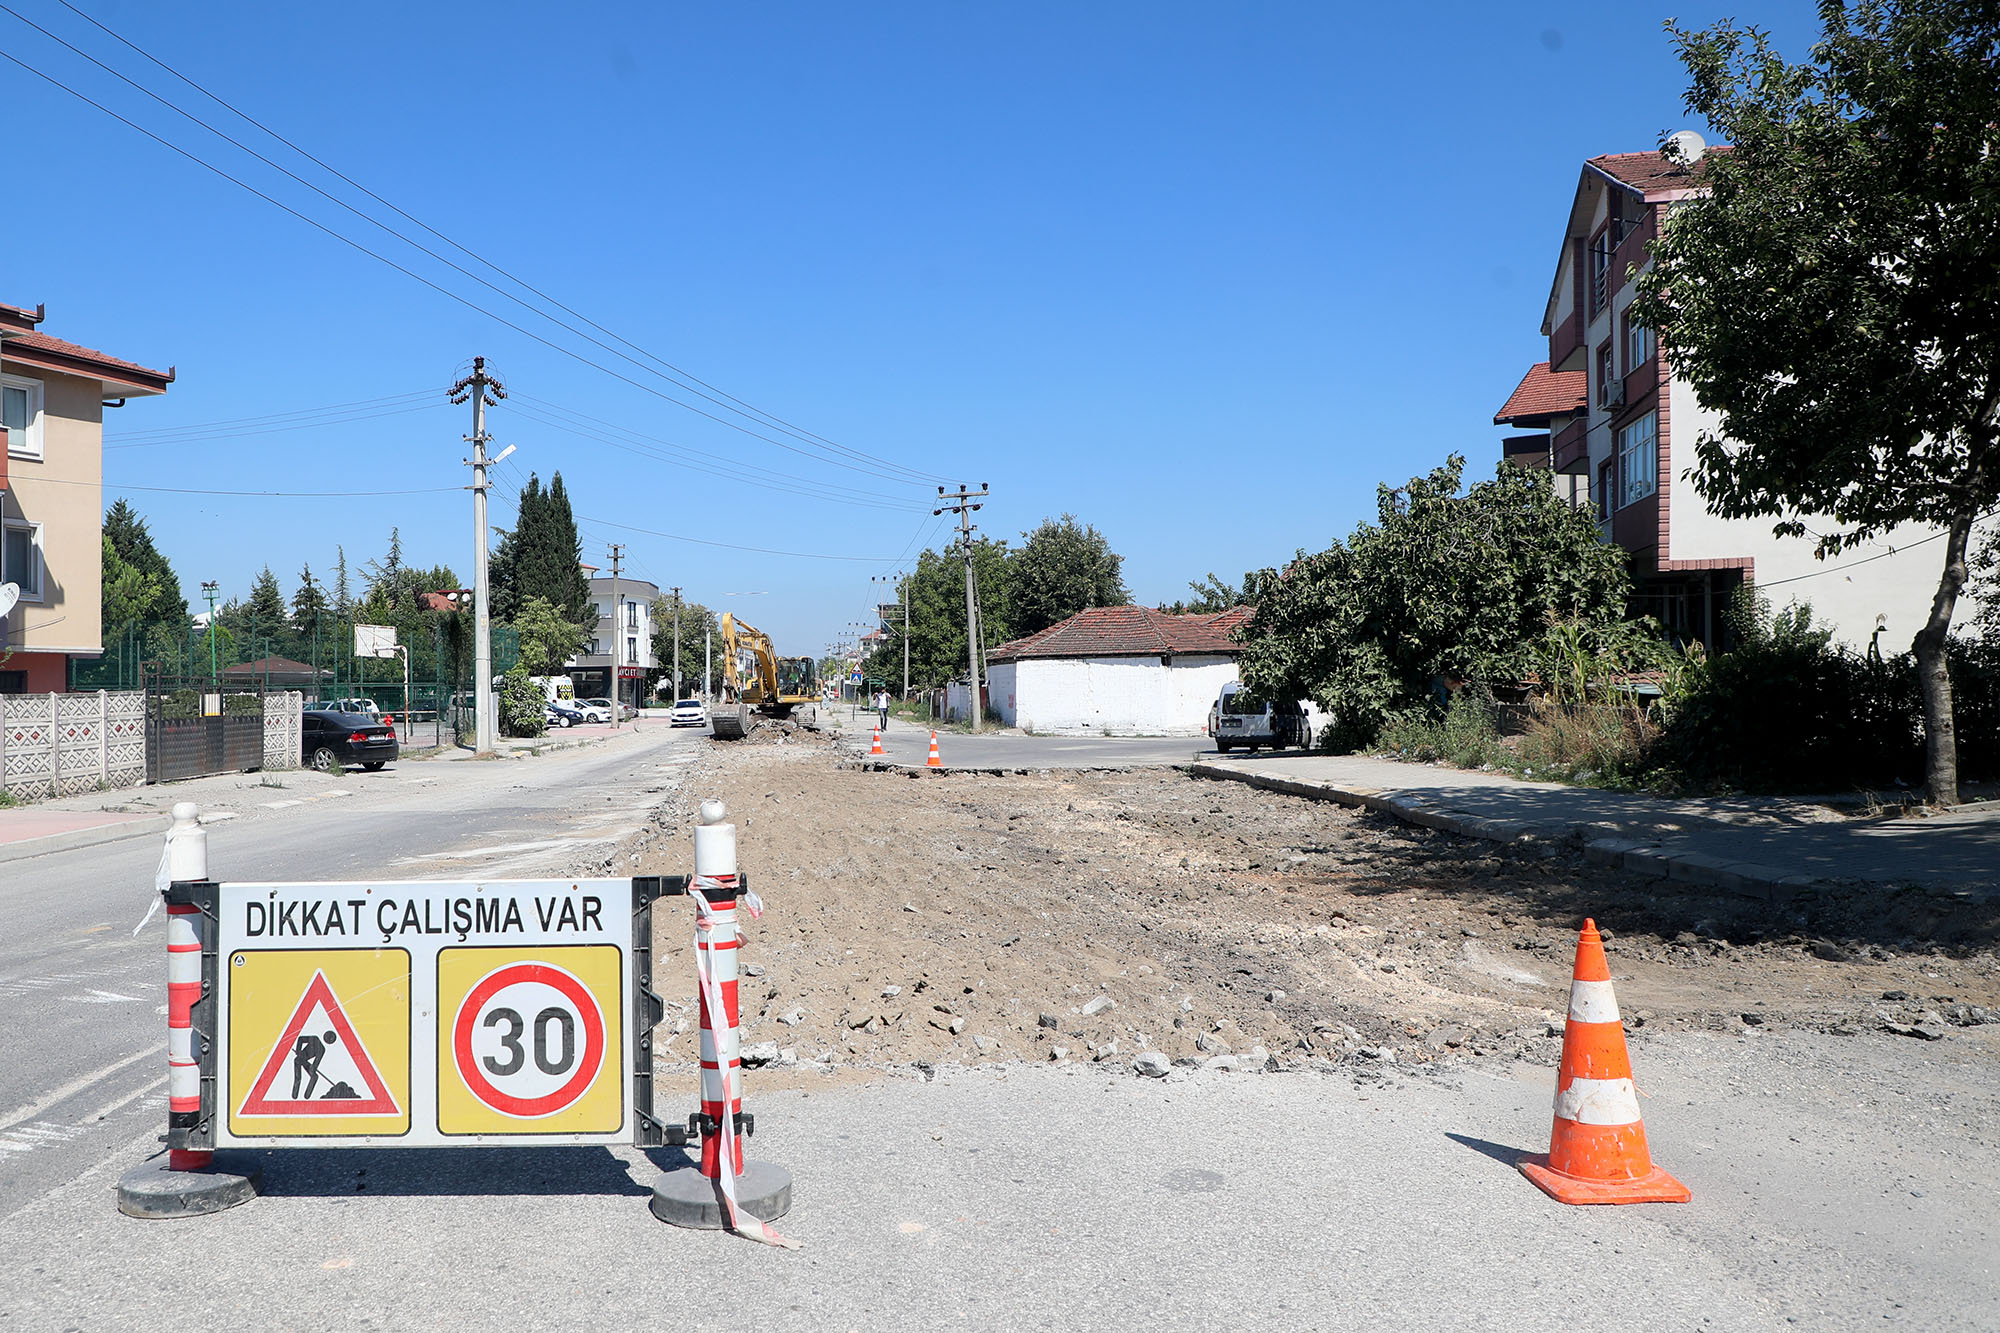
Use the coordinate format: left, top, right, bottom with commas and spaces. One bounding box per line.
301, 708, 399, 772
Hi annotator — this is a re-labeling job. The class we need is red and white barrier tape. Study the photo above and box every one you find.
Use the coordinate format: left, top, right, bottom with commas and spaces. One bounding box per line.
690, 876, 797, 1249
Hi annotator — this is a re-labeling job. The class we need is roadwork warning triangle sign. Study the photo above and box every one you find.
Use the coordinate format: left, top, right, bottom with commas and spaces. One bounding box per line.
238, 969, 400, 1117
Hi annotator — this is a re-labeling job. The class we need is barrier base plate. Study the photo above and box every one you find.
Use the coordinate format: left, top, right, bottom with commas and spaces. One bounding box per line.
650, 1158, 792, 1229
116, 1152, 262, 1218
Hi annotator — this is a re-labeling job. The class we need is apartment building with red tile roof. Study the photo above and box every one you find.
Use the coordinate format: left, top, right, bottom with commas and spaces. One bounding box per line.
1, 301, 173, 692
1493, 140, 1943, 651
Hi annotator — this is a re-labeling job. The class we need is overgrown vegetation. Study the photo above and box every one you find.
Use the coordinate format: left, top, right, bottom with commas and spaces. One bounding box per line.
1237, 456, 1633, 748
497, 664, 547, 738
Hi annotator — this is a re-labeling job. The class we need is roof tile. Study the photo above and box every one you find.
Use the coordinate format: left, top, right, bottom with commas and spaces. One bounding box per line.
989, 605, 1250, 662
1493, 362, 1586, 425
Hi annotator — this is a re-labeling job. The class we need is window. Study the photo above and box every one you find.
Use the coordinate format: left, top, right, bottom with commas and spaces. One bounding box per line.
3, 520, 43, 599
1589, 228, 1613, 315
1597, 460, 1614, 522
1626, 318, 1652, 374
626, 635, 637, 665
625, 601, 639, 629
1618, 411, 1658, 509
2, 376, 44, 460
1596, 343, 1616, 407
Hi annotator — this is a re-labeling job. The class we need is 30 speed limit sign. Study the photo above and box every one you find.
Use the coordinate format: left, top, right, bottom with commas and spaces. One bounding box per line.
437, 945, 625, 1136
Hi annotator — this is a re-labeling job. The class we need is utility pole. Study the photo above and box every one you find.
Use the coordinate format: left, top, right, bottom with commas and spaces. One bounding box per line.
704, 625, 711, 700
934, 484, 989, 731
452, 357, 506, 756
606, 543, 624, 729
670, 586, 683, 706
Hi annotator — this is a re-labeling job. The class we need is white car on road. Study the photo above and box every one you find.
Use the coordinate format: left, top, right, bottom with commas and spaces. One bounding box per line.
669, 698, 709, 728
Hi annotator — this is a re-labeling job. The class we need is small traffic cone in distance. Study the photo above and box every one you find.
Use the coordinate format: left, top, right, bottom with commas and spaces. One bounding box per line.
1520, 918, 1690, 1205
926, 730, 943, 768
870, 728, 885, 756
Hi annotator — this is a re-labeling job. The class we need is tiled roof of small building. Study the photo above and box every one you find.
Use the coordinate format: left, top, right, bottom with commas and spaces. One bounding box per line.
1589, 146, 1729, 195
989, 605, 1251, 663
1493, 361, 1587, 426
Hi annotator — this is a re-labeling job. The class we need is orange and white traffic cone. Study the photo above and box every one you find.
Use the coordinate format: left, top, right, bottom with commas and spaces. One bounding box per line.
1520, 918, 1689, 1205
926, 730, 943, 768
869, 728, 885, 756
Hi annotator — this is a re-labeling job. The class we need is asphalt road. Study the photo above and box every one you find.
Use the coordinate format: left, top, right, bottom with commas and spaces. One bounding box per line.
0, 722, 704, 1221
4, 1030, 1995, 1331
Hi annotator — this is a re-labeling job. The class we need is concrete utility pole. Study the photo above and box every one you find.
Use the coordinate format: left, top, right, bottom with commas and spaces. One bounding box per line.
670, 586, 683, 706
704, 626, 711, 700
606, 543, 624, 729
934, 484, 989, 731
451, 357, 505, 756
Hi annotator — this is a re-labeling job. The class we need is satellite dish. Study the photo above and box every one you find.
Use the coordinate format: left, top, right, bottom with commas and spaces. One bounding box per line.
0, 583, 18, 618
1665, 129, 1707, 167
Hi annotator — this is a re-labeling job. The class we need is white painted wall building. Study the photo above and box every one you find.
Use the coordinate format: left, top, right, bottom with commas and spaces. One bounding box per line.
982, 605, 1249, 737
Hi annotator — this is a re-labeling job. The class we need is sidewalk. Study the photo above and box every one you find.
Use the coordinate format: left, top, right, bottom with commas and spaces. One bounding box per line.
1191, 752, 2000, 902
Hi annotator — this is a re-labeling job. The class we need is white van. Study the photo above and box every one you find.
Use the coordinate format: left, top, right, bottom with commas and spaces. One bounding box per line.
1207, 682, 1328, 753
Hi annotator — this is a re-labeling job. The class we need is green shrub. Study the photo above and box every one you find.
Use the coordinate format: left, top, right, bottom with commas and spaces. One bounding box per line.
1376, 691, 1502, 768
498, 666, 547, 738
1517, 703, 1656, 786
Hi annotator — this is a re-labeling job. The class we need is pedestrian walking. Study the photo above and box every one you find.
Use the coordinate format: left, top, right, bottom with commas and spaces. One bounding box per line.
875, 689, 890, 731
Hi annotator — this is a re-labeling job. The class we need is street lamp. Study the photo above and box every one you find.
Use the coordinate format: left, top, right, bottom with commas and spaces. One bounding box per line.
200, 581, 219, 682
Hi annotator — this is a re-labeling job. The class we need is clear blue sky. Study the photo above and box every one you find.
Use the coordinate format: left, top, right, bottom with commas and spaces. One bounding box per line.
5, 0, 1826, 655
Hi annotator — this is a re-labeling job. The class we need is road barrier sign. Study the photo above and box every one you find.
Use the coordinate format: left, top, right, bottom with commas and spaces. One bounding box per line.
231, 954, 408, 1136
120, 801, 795, 1242
439, 947, 623, 1135
204, 879, 647, 1149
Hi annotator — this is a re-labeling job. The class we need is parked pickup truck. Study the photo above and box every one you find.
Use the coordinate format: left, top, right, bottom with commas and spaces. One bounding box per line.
1207, 682, 1328, 752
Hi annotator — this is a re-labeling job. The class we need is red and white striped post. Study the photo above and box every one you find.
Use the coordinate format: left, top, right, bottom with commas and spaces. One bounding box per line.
650, 798, 795, 1242
692, 804, 745, 1182
117, 801, 261, 1217
165, 802, 209, 1170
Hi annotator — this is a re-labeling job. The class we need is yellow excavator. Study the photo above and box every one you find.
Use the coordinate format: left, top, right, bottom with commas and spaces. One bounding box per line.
710, 612, 820, 740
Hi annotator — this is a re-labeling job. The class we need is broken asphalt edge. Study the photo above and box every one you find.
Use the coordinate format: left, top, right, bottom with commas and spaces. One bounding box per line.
1184, 760, 1989, 907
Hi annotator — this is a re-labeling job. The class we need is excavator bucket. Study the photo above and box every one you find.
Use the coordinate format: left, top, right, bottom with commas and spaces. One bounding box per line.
710, 703, 750, 740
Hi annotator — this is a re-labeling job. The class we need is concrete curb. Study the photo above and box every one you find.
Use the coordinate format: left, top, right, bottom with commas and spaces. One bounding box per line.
1187, 761, 1988, 906
0, 815, 164, 866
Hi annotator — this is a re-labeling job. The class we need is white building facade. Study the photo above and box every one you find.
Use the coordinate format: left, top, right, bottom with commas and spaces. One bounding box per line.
568, 575, 657, 712
984, 606, 1248, 736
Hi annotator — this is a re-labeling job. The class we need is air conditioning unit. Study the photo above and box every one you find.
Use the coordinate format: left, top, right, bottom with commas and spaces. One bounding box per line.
1602, 378, 1626, 409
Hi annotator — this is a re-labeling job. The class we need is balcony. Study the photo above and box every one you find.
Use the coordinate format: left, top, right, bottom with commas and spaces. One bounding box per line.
1551, 417, 1589, 473
1549, 311, 1584, 372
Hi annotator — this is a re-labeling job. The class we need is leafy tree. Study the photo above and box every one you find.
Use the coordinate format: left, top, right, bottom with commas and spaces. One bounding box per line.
650, 596, 717, 698
101, 535, 158, 642
1161, 569, 1280, 615
498, 663, 547, 738
102, 498, 185, 624
222, 566, 295, 663
1236, 456, 1633, 746
331, 546, 352, 618
493, 473, 591, 627
1009, 515, 1129, 636
867, 539, 1013, 688
513, 595, 587, 675
1630, 2, 2000, 805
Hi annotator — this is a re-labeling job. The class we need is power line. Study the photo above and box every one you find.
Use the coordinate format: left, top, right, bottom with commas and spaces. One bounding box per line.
504, 398, 929, 513
104, 388, 441, 443
579, 514, 905, 563
105, 400, 447, 449
14, 2, 946, 487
